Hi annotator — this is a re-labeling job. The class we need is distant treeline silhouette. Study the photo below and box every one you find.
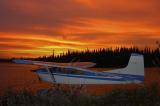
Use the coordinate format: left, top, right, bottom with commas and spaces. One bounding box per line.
35, 47, 160, 68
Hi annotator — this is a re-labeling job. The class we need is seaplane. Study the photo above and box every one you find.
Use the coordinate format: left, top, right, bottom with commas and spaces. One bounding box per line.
13, 53, 144, 84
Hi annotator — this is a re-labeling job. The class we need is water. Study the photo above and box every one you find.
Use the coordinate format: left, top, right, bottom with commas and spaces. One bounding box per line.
0, 63, 160, 95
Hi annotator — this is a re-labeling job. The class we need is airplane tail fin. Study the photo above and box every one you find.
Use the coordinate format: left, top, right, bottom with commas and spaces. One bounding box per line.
104, 53, 144, 76
124, 53, 144, 76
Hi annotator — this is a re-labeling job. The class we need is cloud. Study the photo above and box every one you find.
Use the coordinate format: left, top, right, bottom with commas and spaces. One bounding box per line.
0, 0, 159, 58
0, 0, 159, 33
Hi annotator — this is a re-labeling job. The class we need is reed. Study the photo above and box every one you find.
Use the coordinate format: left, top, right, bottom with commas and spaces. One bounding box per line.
1, 82, 160, 106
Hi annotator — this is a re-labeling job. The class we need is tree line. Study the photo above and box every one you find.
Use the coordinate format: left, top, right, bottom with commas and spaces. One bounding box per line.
35, 47, 160, 67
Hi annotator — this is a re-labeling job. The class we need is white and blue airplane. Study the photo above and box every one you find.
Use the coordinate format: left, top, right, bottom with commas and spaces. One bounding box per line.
13, 53, 144, 84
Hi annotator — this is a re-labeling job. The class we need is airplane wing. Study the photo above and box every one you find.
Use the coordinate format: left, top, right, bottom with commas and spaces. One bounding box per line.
13, 59, 96, 68
52, 62, 96, 68
13, 59, 63, 67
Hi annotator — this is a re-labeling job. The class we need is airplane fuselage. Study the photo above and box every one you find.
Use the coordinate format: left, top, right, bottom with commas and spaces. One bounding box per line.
36, 67, 144, 84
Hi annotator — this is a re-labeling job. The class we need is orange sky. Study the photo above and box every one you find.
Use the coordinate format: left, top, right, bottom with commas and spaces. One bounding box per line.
0, 0, 159, 58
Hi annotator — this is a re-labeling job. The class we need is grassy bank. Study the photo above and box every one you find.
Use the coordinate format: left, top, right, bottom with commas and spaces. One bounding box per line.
1, 82, 160, 106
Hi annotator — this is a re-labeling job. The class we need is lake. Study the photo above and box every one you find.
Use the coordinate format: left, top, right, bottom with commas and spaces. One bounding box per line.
0, 63, 160, 95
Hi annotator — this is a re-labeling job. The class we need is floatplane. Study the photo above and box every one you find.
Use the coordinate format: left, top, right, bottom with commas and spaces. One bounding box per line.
13, 53, 144, 85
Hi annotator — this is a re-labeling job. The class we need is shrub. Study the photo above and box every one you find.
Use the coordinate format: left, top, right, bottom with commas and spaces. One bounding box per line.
0, 83, 160, 106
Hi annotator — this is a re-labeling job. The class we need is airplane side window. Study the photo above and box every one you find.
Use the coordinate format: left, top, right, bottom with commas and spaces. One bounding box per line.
50, 67, 85, 75
56, 67, 68, 74
57, 67, 63, 73
62, 68, 68, 74
69, 68, 77, 74
49, 67, 59, 73
76, 70, 84, 75
62, 68, 75, 74
68, 68, 84, 75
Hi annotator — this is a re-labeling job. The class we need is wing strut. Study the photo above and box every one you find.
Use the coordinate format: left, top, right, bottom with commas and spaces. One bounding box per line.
45, 66, 56, 83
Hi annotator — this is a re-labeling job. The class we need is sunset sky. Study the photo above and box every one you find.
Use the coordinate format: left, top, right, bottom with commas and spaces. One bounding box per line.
0, 0, 159, 58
